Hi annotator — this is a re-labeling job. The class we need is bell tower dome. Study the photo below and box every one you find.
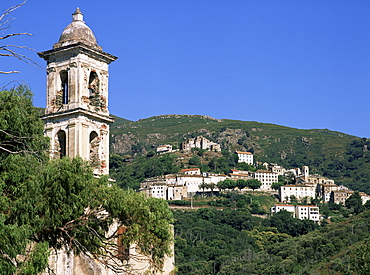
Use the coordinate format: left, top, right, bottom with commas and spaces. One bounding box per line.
38, 8, 117, 175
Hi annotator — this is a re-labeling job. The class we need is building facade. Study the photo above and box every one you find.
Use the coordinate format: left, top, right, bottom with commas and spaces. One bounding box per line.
270, 204, 320, 222
235, 151, 254, 165
181, 136, 221, 152
253, 170, 279, 190
156, 144, 173, 154
279, 184, 316, 203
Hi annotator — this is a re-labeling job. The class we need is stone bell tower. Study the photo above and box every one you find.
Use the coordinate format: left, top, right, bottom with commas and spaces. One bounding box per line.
38, 8, 117, 175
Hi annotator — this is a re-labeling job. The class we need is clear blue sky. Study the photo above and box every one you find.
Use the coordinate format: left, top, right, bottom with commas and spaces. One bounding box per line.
2, 0, 370, 138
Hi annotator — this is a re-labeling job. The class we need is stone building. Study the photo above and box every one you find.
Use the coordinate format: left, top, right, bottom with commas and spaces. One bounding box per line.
268, 163, 286, 175
229, 169, 251, 180
181, 135, 221, 152
330, 187, 354, 204
39, 8, 174, 275
317, 183, 339, 202
39, 8, 116, 175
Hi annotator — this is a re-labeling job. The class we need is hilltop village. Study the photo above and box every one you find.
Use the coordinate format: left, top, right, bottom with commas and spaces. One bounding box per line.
140, 135, 370, 222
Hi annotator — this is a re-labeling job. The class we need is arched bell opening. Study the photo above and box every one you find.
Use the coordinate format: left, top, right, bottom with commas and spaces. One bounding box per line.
89, 131, 100, 167
57, 130, 66, 158
60, 70, 69, 104
88, 71, 100, 99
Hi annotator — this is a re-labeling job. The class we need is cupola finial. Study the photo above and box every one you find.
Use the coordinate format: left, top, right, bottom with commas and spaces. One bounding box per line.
72, 7, 84, 22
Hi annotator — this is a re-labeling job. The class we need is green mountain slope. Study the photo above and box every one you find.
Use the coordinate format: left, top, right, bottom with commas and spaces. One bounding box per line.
109, 114, 370, 192
173, 206, 370, 275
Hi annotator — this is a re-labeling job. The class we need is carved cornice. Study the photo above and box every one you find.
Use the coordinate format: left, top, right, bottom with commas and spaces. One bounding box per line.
38, 42, 118, 64
41, 107, 114, 124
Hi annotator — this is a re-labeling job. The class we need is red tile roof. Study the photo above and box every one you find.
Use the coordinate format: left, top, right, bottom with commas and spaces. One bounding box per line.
235, 151, 253, 155
180, 168, 200, 172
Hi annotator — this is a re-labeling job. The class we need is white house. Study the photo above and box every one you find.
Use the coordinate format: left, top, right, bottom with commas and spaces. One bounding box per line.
176, 175, 204, 194
361, 193, 370, 205
150, 184, 167, 199
270, 204, 295, 216
271, 204, 320, 222
179, 168, 201, 175
235, 151, 254, 165
279, 184, 316, 203
156, 144, 173, 154
295, 205, 320, 222
253, 170, 279, 190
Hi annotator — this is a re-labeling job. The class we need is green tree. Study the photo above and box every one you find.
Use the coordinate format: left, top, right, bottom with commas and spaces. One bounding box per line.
283, 171, 296, 184
208, 182, 216, 196
246, 179, 262, 190
223, 179, 237, 190
236, 179, 247, 190
236, 162, 253, 171
346, 191, 364, 215
350, 238, 370, 274
146, 150, 155, 157
199, 182, 208, 197
189, 154, 201, 166
0, 87, 173, 273
0, 86, 49, 159
271, 181, 284, 190
217, 180, 226, 191
245, 227, 291, 250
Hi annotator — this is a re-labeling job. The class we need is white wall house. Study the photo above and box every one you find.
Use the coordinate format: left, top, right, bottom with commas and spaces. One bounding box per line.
361, 193, 370, 205
270, 204, 295, 215
253, 170, 279, 190
150, 185, 167, 199
295, 205, 320, 222
176, 175, 204, 194
156, 144, 173, 153
180, 168, 201, 175
271, 204, 320, 222
235, 151, 254, 165
279, 184, 316, 203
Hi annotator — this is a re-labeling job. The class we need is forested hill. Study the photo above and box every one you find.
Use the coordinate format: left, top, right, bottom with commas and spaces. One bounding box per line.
109, 114, 370, 192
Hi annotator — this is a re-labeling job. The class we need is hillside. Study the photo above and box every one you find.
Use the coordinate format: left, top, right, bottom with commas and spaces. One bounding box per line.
173, 207, 370, 275
109, 114, 370, 192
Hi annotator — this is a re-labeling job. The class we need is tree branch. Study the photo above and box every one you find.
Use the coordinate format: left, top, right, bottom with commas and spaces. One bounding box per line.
0, 1, 26, 22
0, 1, 42, 74
0, 32, 32, 40
0, 70, 19, 74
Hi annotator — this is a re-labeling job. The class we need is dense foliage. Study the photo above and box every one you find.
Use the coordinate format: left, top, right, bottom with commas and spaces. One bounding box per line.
173, 207, 322, 275
174, 207, 370, 275
0, 87, 173, 274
